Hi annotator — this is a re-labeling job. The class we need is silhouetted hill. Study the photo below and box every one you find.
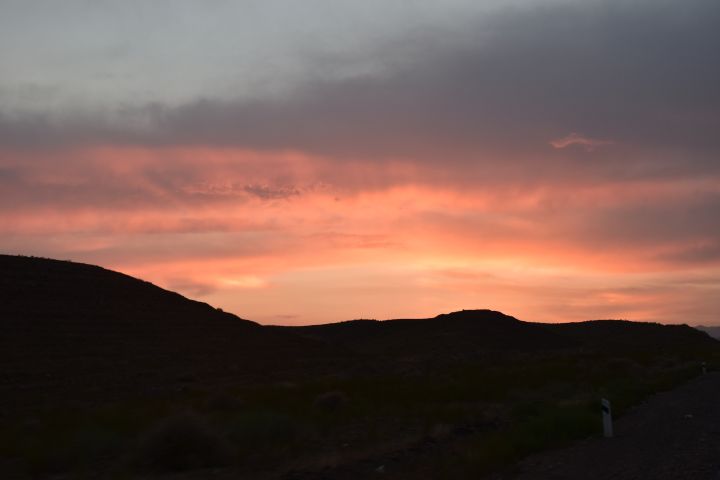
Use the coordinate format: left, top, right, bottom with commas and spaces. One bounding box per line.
279, 310, 572, 359
0, 254, 255, 325
0, 255, 347, 409
2, 255, 716, 414
545, 320, 717, 355
279, 310, 717, 360
695, 325, 720, 340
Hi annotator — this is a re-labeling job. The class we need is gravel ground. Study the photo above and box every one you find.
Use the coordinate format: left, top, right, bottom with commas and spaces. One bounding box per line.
488, 372, 720, 480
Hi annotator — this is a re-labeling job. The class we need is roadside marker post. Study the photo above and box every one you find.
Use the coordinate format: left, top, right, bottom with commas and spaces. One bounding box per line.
601, 398, 613, 438
702, 362, 707, 375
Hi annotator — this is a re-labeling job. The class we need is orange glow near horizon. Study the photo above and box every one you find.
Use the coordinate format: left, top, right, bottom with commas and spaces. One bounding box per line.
2, 146, 719, 326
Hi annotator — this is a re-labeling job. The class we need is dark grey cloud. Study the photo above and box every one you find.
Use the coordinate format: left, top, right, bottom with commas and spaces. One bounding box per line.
0, 110, 130, 149
657, 242, 720, 266
0, 164, 304, 213
574, 192, 720, 250
1, 0, 719, 170
243, 184, 300, 200
167, 0, 719, 156
0, 167, 19, 180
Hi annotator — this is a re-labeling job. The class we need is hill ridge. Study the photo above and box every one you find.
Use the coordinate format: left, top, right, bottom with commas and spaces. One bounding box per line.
1, 254, 716, 409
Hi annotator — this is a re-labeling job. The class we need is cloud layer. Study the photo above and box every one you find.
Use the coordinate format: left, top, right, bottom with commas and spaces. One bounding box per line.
1, 0, 719, 324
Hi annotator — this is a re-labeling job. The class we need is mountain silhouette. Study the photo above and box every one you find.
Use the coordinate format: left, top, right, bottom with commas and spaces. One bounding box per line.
695, 325, 720, 340
274, 310, 572, 359
276, 309, 715, 362
1, 254, 716, 412
0, 255, 348, 411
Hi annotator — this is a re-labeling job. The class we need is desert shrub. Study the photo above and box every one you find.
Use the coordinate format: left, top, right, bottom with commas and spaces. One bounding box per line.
132, 412, 232, 472
226, 410, 302, 451
455, 403, 598, 477
204, 392, 244, 412
313, 391, 349, 412
22, 426, 124, 475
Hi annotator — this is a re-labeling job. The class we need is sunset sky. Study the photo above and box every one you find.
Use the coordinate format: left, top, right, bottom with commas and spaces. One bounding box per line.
1, 0, 719, 325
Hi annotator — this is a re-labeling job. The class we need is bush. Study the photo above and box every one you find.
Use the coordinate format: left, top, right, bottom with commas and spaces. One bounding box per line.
313, 391, 349, 412
132, 412, 232, 472
204, 393, 244, 412
226, 410, 301, 450
23, 426, 124, 475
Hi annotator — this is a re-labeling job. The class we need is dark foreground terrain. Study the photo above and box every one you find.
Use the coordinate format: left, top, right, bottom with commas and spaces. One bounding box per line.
489, 372, 720, 480
1, 255, 718, 478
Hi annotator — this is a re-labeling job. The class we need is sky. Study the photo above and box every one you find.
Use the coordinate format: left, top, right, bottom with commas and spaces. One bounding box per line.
1, 0, 719, 325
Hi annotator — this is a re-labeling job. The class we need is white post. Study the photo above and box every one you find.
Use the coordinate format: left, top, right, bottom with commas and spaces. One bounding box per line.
602, 398, 613, 438
702, 362, 707, 375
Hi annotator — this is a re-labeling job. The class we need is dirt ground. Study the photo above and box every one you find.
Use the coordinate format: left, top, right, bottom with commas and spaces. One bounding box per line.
488, 372, 720, 480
